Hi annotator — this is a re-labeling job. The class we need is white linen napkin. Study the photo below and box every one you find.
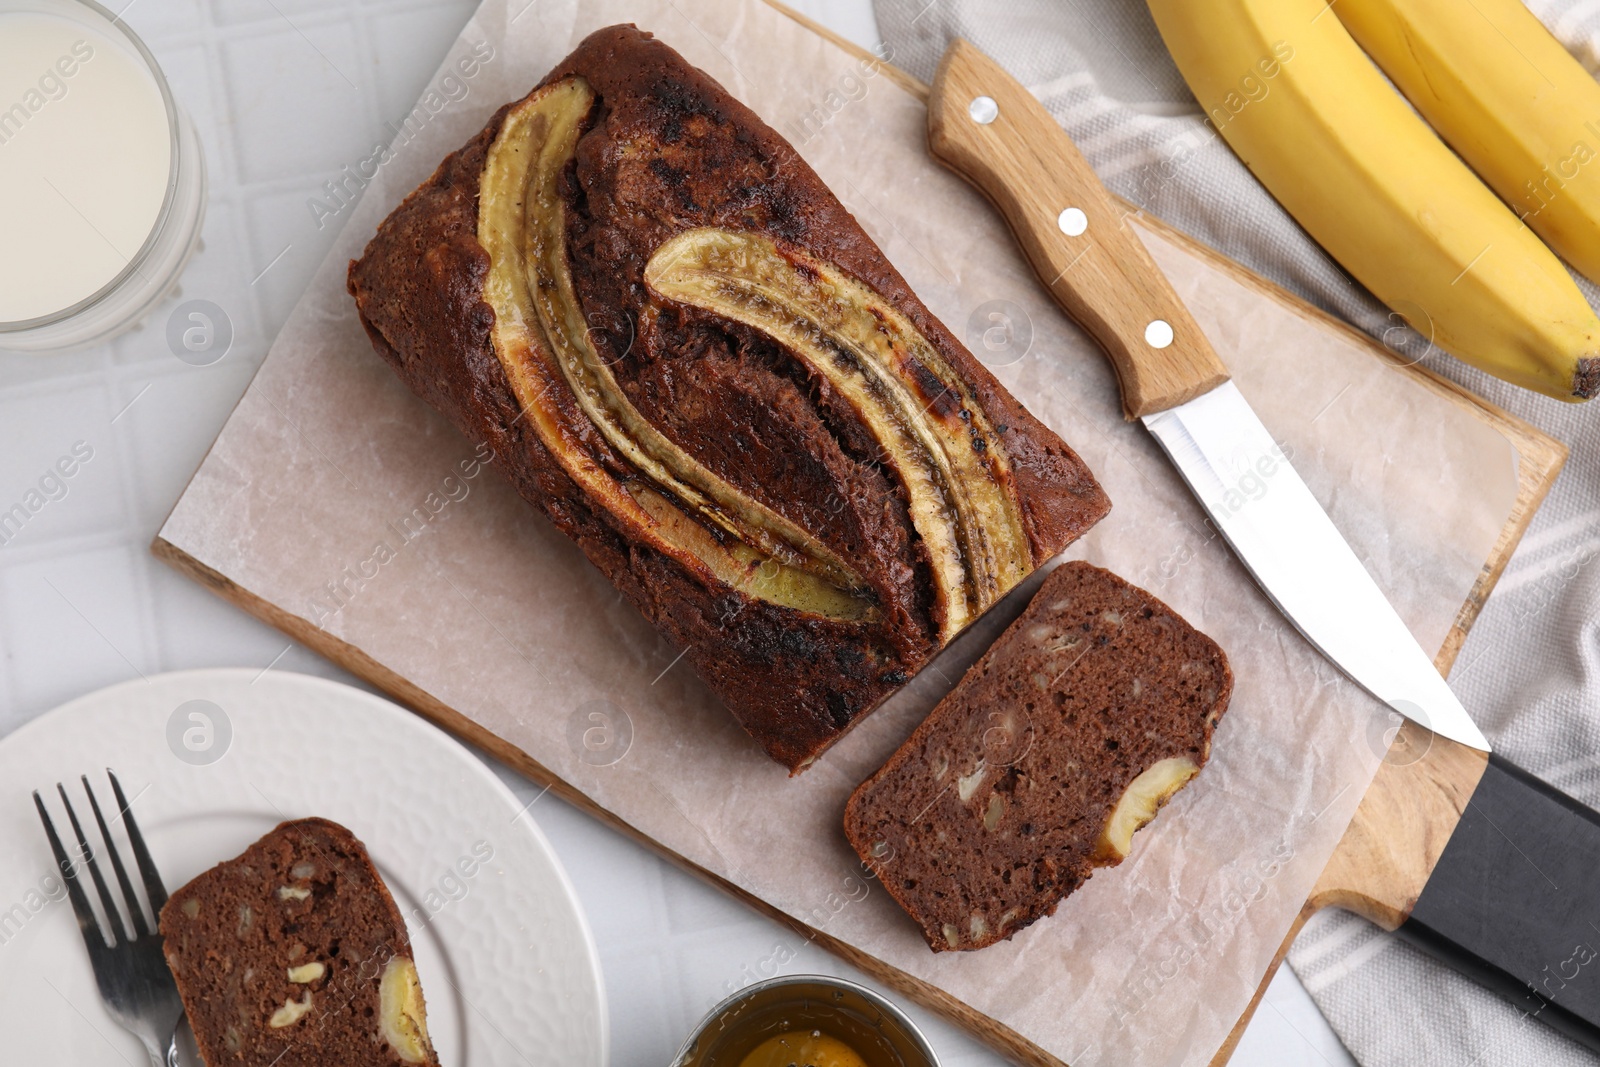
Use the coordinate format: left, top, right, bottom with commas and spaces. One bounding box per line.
876, 1, 1600, 1063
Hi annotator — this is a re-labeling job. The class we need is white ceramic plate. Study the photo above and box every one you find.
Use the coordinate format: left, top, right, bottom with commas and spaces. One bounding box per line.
0, 669, 607, 1066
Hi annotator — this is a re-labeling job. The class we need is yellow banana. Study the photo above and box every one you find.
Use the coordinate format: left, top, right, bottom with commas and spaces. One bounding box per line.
1145, 0, 1600, 401
1334, 0, 1600, 287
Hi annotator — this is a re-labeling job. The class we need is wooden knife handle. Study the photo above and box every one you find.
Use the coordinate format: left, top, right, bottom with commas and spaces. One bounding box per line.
927, 38, 1229, 420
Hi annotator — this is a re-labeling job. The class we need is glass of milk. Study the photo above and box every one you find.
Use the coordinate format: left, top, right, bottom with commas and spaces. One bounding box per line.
0, 0, 206, 351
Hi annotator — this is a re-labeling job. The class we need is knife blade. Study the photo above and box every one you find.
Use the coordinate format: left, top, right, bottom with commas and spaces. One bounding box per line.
927, 39, 1490, 753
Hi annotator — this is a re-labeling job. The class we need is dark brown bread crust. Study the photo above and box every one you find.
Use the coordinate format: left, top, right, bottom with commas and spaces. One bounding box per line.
158, 818, 438, 1066
347, 25, 1109, 771
543, 27, 1106, 572
844, 562, 1232, 951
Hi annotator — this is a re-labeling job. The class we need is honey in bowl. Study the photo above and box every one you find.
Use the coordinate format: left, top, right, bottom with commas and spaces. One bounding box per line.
737, 1030, 868, 1067
673, 975, 939, 1067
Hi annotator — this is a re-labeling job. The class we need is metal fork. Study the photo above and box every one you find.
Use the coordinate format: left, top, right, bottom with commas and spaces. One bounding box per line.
34, 770, 183, 1067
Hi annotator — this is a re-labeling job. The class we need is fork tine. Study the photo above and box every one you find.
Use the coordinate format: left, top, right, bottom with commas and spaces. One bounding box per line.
83, 774, 149, 939
57, 783, 131, 948
108, 769, 167, 916
33, 790, 106, 951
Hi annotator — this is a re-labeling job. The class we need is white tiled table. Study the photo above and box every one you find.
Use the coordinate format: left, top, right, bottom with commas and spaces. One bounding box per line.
0, 1, 1355, 1063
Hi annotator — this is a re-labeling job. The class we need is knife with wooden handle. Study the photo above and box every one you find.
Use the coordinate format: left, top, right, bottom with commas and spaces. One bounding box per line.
927, 37, 1487, 753
928, 36, 1600, 1053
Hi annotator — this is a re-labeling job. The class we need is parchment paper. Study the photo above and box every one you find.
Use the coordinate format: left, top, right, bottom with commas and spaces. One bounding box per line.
157, 1, 1522, 1063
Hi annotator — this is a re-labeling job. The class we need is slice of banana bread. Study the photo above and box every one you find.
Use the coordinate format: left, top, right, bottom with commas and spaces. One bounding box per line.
158, 818, 438, 1066
844, 561, 1232, 951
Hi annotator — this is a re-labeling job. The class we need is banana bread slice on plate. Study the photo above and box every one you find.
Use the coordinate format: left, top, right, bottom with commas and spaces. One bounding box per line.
844, 561, 1232, 951
347, 25, 1109, 772
158, 817, 438, 1066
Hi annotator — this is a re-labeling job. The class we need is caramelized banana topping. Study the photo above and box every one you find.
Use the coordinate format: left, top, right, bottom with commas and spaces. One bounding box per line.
479, 77, 1030, 633
646, 228, 1032, 636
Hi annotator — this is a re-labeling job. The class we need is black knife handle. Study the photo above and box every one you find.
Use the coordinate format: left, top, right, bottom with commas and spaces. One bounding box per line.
1400, 754, 1600, 1050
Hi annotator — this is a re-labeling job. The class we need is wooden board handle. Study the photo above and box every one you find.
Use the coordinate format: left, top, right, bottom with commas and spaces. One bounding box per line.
1308, 723, 1600, 1054
1311, 723, 1488, 932
928, 39, 1230, 419
1399, 752, 1600, 1051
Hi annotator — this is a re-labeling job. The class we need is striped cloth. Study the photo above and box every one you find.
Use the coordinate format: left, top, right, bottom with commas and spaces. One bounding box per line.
876, 1, 1600, 1064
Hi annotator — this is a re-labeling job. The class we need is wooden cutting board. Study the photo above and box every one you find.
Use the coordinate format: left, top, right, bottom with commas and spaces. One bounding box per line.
152, 2, 1567, 1063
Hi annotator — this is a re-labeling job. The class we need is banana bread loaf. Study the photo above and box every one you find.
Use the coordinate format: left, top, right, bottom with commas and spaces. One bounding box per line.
158, 818, 437, 1066
844, 562, 1232, 950
347, 25, 1110, 771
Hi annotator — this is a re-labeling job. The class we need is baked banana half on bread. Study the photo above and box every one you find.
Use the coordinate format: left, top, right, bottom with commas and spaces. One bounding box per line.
347, 25, 1109, 771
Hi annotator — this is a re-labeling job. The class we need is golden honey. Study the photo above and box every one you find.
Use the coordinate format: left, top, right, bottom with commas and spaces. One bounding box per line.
736, 1030, 869, 1067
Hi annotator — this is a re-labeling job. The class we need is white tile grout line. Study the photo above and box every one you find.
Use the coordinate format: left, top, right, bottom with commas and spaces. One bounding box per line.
200, 4, 267, 337
105, 371, 167, 679
0, 527, 152, 568
347, 4, 385, 160
264, 0, 360, 90
41, 576, 150, 684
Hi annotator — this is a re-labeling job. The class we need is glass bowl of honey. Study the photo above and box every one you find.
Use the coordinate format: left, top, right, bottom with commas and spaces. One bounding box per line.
673, 975, 940, 1067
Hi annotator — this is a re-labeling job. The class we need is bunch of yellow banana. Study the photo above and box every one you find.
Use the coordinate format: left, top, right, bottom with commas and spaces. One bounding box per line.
1335, 0, 1600, 284
1145, 0, 1600, 401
